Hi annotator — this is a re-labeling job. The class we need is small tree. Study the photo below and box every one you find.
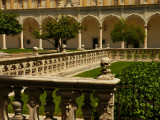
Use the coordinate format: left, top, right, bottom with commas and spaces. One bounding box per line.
32, 15, 81, 52
0, 11, 23, 35
111, 18, 145, 48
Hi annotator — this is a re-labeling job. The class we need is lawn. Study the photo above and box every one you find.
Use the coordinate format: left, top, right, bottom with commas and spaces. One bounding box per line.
8, 61, 141, 118
0, 49, 49, 54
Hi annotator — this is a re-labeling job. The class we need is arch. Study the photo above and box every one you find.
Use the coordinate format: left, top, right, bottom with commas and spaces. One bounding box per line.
80, 14, 101, 26
125, 14, 146, 24
22, 17, 40, 25
147, 12, 160, 24
41, 16, 56, 25
102, 14, 120, 24
66, 15, 79, 22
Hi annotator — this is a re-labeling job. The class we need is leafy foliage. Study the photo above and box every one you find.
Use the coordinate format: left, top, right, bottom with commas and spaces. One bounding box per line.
0, 11, 23, 35
111, 18, 145, 48
115, 62, 160, 119
32, 15, 81, 51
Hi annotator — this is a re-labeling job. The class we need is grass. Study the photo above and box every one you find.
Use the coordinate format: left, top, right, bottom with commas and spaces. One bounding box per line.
0, 49, 49, 54
8, 61, 141, 117
74, 61, 138, 78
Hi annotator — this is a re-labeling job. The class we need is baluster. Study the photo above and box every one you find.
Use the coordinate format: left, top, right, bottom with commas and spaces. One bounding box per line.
15, 64, 19, 76
146, 49, 150, 60
22, 63, 26, 76
143, 50, 146, 59
123, 50, 127, 60
81, 91, 93, 120
56, 90, 81, 120
11, 87, 25, 120
0, 65, 3, 75
155, 50, 159, 60
135, 50, 139, 59
29, 61, 33, 76
0, 86, 12, 120
7, 64, 11, 75
24, 88, 44, 120
41, 60, 45, 75
44, 88, 57, 120
131, 50, 134, 60
93, 90, 115, 120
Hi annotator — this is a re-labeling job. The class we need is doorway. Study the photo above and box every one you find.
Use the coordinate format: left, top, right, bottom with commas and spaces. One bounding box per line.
93, 38, 98, 49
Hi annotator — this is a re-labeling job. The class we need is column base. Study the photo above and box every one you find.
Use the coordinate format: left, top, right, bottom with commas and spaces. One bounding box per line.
39, 48, 43, 50
2, 48, 7, 49
20, 48, 25, 49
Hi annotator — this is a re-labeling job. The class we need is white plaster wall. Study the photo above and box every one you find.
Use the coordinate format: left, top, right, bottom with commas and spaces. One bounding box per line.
67, 37, 78, 49
32, 0, 35, 8
50, 0, 54, 8
42, 39, 55, 49
24, 0, 27, 8
6, 35, 20, 48
14, 0, 17, 9
7, 0, 10, 9
148, 16, 160, 48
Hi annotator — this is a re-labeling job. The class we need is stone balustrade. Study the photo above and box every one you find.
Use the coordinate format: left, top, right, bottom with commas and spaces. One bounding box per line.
0, 75, 120, 120
0, 48, 160, 76
0, 50, 108, 76
107, 48, 160, 62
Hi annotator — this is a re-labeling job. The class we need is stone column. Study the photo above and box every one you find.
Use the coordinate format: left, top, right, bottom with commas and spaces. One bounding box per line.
2, 34, 7, 49
99, 26, 102, 49
20, 30, 24, 49
121, 41, 125, 48
0, 86, 12, 120
144, 25, 147, 49
24, 88, 44, 120
77, 30, 82, 50
39, 26, 43, 50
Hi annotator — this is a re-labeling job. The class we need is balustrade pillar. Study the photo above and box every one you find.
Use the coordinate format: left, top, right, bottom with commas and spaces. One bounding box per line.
144, 25, 148, 49
20, 30, 24, 49
78, 30, 82, 50
44, 88, 57, 120
81, 91, 93, 120
2, 34, 7, 49
0, 86, 12, 120
99, 26, 102, 49
93, 90, 115, 120
11, 87, 25, 120
24, 88, 44, 120
56, 90, 81, 120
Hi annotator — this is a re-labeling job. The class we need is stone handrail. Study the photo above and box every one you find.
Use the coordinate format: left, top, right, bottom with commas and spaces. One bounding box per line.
0, 48, 160, 76
0, 75, 120, 120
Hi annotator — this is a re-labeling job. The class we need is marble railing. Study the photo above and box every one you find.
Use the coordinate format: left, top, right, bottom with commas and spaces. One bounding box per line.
0, 75, 120, 120
107, 48, 160, 61
0, 48, 160, 76
0, 50, 108, 76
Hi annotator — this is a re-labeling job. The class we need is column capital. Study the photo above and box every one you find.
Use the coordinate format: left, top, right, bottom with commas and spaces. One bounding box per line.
144, 24, 148, 29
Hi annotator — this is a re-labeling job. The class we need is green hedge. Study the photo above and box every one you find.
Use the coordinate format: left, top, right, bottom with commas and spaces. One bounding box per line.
115, 62, 160, 120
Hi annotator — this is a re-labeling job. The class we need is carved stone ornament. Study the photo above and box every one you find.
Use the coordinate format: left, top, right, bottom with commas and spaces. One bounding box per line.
97, 57, 115, 80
